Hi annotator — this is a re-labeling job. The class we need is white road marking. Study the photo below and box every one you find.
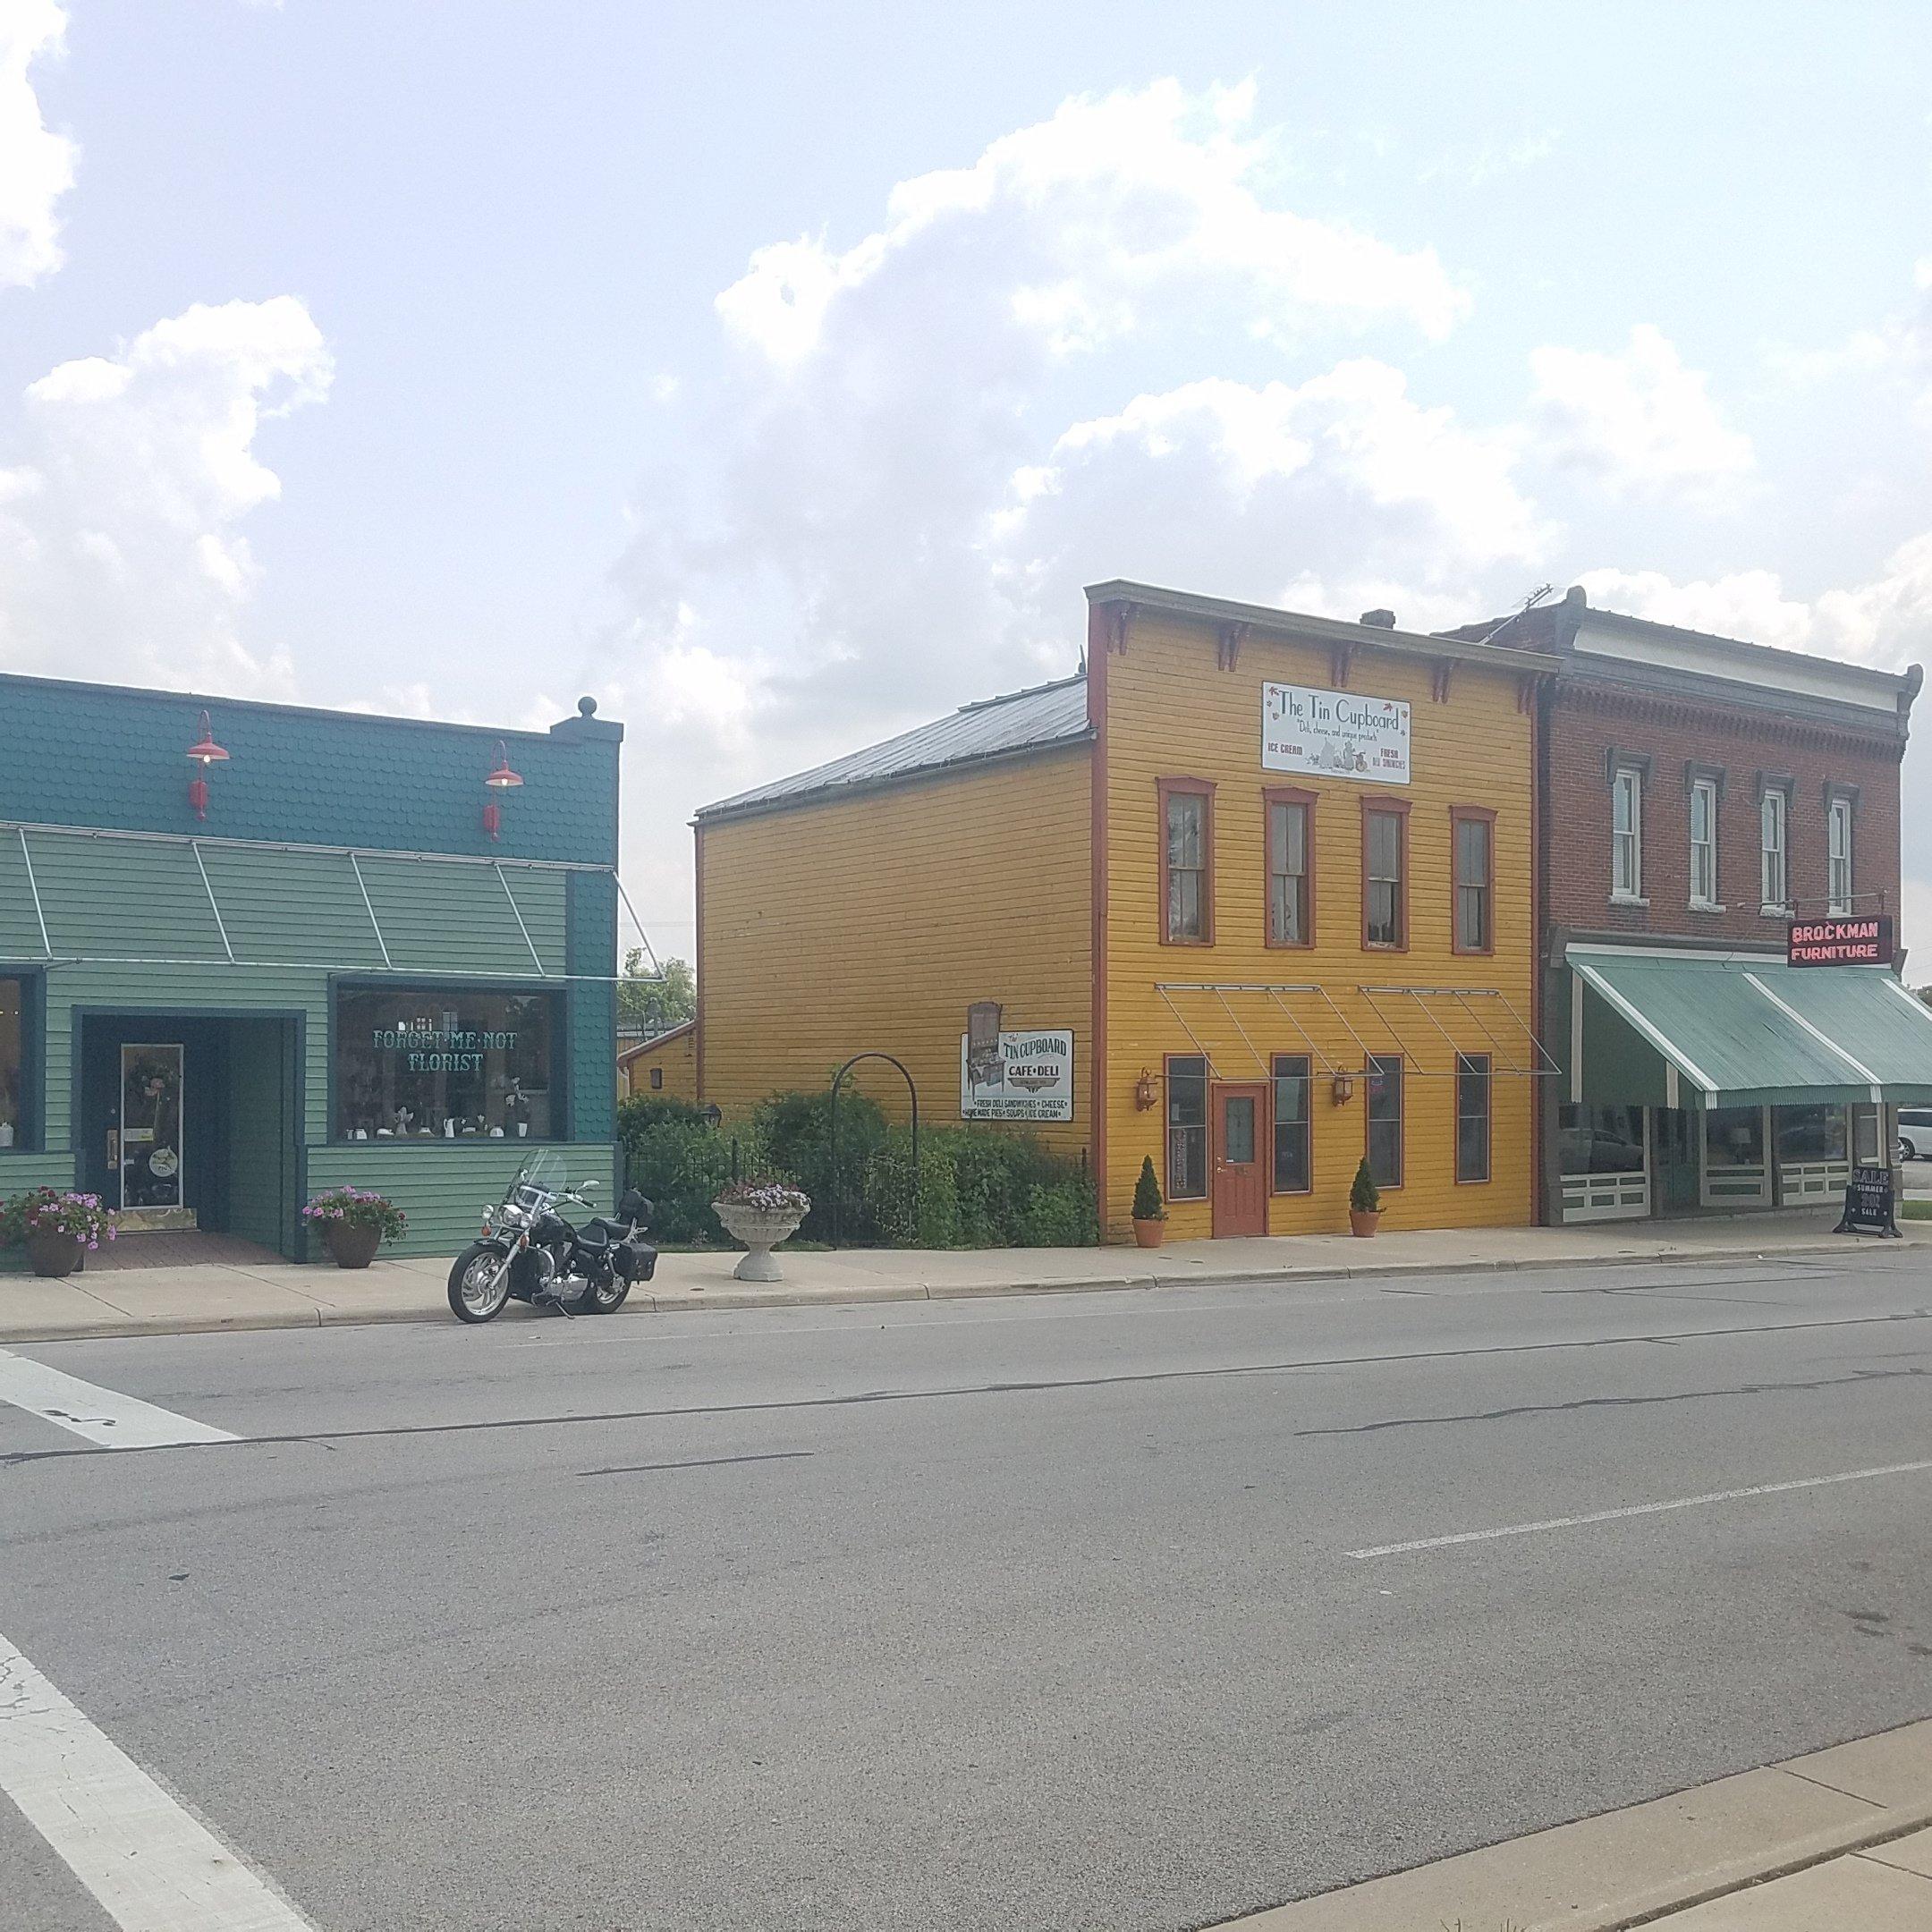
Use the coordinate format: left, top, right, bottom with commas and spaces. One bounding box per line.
0, 1349, 235, 1449
0, 1626, 316, 1930
1347, 1456, 1932, 1559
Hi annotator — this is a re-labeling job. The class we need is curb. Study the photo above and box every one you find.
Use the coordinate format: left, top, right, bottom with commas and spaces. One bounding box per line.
0, 1234, 1911, 1345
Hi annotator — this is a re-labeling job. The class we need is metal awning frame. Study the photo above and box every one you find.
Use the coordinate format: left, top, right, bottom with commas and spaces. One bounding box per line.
1359, 984, 1559, 1080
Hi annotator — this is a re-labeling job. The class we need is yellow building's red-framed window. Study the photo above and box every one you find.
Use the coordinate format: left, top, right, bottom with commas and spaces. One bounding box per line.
1165, 1053, 1208, 1199
1271, 1053, 1311, 1194
1265, 786, 1315, 947
1450, 806, 1496, 956
1455, 1052, 1491, 1183
1361, 799, 1410, 950
1366, 1052, 1403, 1189
1158, 776, 1215, 945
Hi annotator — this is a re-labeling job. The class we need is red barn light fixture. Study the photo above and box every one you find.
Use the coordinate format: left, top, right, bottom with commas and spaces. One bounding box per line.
482, 740, 523, 841
185, 709, 229, 820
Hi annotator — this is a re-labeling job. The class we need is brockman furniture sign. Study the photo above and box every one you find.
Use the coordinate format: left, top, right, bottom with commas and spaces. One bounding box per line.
1261, 682, 1411, 784
960, 1028, 1074, 1122
1787, 916, 1895, 968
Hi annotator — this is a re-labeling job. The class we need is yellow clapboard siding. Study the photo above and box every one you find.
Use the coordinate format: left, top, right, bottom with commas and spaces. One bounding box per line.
699, 750, 1093, 1153
1100, 609, 1537, 1241
622, 1025, 698, 1102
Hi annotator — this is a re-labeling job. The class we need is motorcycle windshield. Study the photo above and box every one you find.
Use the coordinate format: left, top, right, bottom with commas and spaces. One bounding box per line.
504, 1148, 564, 1208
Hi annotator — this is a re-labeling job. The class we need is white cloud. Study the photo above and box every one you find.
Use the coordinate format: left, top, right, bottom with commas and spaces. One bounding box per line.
0, 296, 334, 692
1530, 324, 1753, 496
0, 0, 76, 291
716, 79, 1470, 369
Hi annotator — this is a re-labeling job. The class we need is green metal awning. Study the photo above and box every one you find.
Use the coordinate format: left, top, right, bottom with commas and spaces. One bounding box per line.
1569, 945, 1932, 1109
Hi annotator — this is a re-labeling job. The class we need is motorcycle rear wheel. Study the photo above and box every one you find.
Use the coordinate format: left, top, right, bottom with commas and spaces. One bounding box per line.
582, 1275, 631, 1314
448, 1243, 513, 1323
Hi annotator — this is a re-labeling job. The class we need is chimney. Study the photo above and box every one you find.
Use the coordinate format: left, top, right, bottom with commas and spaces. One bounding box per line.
1359, 608, 1396, 630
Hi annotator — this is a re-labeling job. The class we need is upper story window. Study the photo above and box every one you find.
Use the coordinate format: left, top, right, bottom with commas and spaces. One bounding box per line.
1689, 776, 1719, 909
1159, 779, 1214, 945
1451, 809, 1494, 954
1611, 765, 1643, 901
1266, 792, 1312, 947
1362, 801, 1408, 949
1760, 786, 1790, 912
1827, 793, 1854, 916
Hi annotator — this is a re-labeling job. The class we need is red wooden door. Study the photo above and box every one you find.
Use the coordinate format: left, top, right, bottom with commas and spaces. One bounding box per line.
1211, 1082, 1268, 1238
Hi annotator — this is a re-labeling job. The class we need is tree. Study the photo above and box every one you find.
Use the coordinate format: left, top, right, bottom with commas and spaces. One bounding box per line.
618, 952, 695, 1036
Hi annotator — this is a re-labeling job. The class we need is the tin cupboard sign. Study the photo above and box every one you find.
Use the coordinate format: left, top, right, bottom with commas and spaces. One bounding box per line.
960, 1028, 1074, 1122
1261, 683, 1411, 784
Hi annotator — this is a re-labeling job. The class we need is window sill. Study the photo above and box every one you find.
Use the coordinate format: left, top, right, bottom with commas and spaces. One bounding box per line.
1609, 894, 1649, 909
1690, 902, 1727, 915
1761, 905, 1793, 919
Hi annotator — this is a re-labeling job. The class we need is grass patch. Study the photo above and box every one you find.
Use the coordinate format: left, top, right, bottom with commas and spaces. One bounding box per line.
1901, 1199, 1931, 1220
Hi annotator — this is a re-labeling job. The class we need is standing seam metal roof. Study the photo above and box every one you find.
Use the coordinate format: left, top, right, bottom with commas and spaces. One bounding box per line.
697, 674, 1090, 818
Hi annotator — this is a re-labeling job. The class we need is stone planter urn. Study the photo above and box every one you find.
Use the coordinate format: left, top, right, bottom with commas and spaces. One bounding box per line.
27, 1230, 83, 1278
714, 1203, 805, 1283
323, 1222, 383, 1270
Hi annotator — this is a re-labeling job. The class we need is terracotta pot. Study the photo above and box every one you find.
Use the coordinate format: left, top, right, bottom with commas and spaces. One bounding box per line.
27, 1229, 83, 1278
324, 1222, 383, 1270
1348, 1208, 1381, 1239
1131, 1216, 1166, 1249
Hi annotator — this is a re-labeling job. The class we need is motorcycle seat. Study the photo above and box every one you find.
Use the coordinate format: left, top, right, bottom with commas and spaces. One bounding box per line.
585, 1216, 640, 1241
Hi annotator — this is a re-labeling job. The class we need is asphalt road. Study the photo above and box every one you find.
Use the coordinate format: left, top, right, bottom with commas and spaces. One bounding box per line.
4, 1251, 1932, 1932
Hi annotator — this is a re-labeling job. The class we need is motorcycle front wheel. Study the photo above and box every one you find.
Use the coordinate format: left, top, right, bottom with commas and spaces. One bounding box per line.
448, 1242, 513, 1323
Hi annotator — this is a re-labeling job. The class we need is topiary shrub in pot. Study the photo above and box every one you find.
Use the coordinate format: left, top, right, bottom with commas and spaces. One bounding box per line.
1348, 1157, 1381, 1238
1131, 1155, 1167, 1249
302, 1187, 407, 1268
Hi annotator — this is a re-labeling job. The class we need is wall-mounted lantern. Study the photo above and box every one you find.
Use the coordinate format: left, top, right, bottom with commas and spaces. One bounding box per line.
1133, 1068, 1158, 1112
482, 741, 523, 841
699, 1102, 723, 1130
186, 710, 229, 821
1330, 1071, 1356, 1106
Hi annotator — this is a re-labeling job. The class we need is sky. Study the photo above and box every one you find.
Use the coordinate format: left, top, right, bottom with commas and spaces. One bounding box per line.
4, 1, 1932, 964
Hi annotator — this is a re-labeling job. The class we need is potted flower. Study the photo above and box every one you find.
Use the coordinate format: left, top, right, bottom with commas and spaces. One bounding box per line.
302, 1186, 407, 1268
1, 1189, 116, 1278
1348, 1157, 1382, 1238
712, 1178, 810, 1283
1131, 1155, 1167, 1248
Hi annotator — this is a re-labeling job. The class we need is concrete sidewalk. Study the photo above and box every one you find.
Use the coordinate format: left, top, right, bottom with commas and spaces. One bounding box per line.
1224, 1716, 1932, 1930
0, 1208, 1918, 1342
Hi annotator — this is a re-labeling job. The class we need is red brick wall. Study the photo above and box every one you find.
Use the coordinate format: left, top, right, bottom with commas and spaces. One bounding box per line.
1546, 682, 1903, 944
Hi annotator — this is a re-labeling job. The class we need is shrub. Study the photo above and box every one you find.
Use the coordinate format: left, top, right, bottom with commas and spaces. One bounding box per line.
1015, 1175, 1098, 1247
1, 1188, 117, 1250
622, 1118, 733, 1243
1131, 1156, 1165, 1222
754, 1086, 886, 1242
616, 1095, 710, 1135
1349, 1157, 1381, 1215
301, 1187, 406, 1243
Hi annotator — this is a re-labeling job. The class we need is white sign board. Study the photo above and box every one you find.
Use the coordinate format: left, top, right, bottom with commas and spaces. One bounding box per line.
961, 1029, 1075, 1122
1261, 682, 1411, 784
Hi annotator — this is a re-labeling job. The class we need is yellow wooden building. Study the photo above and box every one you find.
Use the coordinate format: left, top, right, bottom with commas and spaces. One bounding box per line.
618, 1021, 697, 1102
695, 580, 1554, 1241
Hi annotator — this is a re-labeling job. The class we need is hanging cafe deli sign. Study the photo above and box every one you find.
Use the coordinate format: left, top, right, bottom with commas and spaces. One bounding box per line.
1787, 916, 1895, 968
1262, 682, 1411, 784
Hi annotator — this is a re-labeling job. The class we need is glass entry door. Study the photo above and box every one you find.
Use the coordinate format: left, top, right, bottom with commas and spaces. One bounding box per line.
119, 1044, 185, 1212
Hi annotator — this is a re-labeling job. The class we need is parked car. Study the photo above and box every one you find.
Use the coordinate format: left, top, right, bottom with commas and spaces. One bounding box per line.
1898, 1108, 1932, 1161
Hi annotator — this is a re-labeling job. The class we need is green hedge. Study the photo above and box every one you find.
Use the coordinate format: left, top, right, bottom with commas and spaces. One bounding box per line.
615, 1089, 1097, 1250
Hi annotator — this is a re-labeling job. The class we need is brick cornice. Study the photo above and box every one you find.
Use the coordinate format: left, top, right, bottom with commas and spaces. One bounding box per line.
1555, 680, 1904, 763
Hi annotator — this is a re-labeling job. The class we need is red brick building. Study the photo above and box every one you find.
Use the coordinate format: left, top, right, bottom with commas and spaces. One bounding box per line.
1453, 587, 1929, 1224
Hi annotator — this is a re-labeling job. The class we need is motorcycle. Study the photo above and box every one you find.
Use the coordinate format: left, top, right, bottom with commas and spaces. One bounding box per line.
447, 1149, 657, 1324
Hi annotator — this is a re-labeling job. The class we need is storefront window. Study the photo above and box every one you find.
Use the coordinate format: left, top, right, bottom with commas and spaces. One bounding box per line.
1367, 1052, 1402, 1188
0, 977, 24, 1148
1271, 1054, 1310, 1192
1558, 1105, 1646, 1175
1774, 1105, 1847, 1166
1704, 1106, 1765, 1174
1166, 1055, 1208, 1200
1455, 1053, 1490, 1182
335, 986, 560, 1141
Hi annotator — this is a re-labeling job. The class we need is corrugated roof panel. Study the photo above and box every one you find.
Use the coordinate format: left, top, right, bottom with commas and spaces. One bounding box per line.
699, 674, 1089, 817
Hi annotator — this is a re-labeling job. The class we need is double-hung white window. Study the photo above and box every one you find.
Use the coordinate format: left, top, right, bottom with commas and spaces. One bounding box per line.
1828, 795, 1854, 915
1760, 788, 1789, 912
1611, 766, 1643, 901
1689, 777, 1718, 909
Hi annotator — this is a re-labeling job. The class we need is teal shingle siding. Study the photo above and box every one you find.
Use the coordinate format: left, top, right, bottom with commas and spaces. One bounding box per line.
0, 674, 623, 1260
